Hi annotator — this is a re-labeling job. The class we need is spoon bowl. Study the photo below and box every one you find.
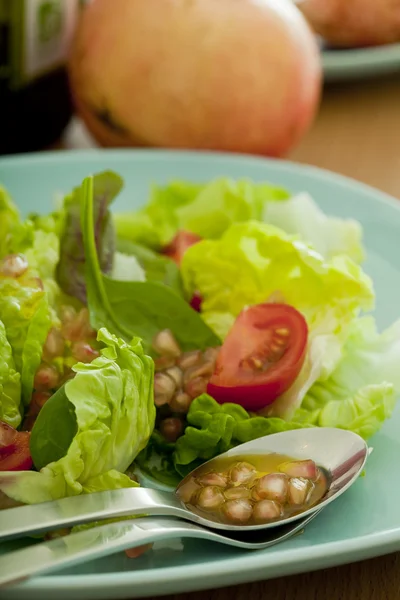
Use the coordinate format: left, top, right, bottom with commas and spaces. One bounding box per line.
0, 427, 368, 541
175, 426, 368, 531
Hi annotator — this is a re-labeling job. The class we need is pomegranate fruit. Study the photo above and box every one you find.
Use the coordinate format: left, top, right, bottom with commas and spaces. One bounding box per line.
68, 0, 321, 157
298, 0, 400, 48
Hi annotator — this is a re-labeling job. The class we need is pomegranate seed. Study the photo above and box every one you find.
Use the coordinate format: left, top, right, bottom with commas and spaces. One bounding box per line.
34, 365, 59, 390
43, 328, 65, 360
184, 376, 207, 399
178, 350, 202, 370
169, 392, 192, 413
196, 486, 225, 510
0, 254, 28, 278
160, 417, 183, 442
71, 342, 99, 363
253, 500, 282, 521
223, 499, 253, 523
152, 330, 181, 358
154, 372, 176, 406
176, 479, 201, 504
165, 366, 183, 389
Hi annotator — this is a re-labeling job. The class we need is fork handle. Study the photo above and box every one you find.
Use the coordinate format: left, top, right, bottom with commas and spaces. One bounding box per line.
0, 517, 241, 588
0, 487, 186, 542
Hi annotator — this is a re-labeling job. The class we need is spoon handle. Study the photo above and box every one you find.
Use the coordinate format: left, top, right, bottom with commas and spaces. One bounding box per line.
0, 487, 186, 542
0, 513, 317, 589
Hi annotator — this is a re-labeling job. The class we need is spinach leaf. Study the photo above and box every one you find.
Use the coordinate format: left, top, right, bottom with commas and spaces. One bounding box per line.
116, 238, 183, 296
30, 385, 77, 471
81, 176, 220, 352
57, 171, 123, 303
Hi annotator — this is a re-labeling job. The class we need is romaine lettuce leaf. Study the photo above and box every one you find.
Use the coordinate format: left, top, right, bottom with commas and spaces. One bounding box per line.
0, 328, 155, 504
263, 192, 364, 263
294, 316, 400, 438
114, 178, 289, 249
0, 319, 22, 428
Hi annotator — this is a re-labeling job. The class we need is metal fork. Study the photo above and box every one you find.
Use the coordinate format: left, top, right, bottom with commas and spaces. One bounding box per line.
0, 510, 321, 588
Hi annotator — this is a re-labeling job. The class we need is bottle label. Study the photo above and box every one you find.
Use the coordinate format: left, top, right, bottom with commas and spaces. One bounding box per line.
0, 0, 80, 89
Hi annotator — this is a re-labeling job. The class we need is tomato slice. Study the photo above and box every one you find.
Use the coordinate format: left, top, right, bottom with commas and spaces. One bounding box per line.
207, 303, 308, 411
0, 421, 33, 471
162, 230, 202, 265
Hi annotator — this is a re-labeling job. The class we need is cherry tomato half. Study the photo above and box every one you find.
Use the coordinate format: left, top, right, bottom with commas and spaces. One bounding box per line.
162, 230, 202, 265
0, 421, 33, 471
207, 304, 308, 411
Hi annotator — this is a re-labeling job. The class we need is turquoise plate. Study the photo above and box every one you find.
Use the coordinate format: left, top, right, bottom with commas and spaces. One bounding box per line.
321, 42, 400, 81
0, 150, 400, 600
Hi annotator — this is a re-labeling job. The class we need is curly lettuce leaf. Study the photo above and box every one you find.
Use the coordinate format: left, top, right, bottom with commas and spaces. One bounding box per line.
0, 328, 155, 504
114, 178, 289, 249
263, 192, 364, 263
0, 319, 22, 428
0, 187, 34, 258
57, 171, 122, 303
181, 221, 374, 418
294, 316, 400, 439
173, 395, 312, 477
181, 221, 373, 337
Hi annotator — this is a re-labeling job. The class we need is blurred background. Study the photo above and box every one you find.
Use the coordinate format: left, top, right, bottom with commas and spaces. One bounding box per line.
1, 0, 400, 196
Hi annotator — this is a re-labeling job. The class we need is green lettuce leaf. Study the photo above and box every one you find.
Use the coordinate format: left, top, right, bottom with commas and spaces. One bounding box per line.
0, 275, 51, 405
0, 319, 22, 428
114, 178, 289, 249
294, 316, 400, 439
81, 176, 220, 353
181, 221, 374, 418
173, 395, 311, 478
0, 187, 34, 258
263, 192, 364, 263
0, 328, 155, 504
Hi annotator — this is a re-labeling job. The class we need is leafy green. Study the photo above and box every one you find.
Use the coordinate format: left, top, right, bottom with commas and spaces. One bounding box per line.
135, 431, 180, 487
0, 276, 51, 405
181, 221, 374, 419
116, 239, 183, 295
0, 319, 22, 428
57, 171, 122, 303
263, 192, 364, 263
0, 328, 155, 504
0, 187, 34, 258
81, 176, 220, 352
113, 178, 289, 249
30, 385, 78, 470
294, 316, 400, 439
173, 395, 311, 478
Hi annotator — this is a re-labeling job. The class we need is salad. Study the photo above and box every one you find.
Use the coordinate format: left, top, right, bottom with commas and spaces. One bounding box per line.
0, 171, 399, 510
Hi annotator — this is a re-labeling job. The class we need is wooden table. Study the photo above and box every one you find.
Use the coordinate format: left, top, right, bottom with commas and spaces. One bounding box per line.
66, 74, 400, 600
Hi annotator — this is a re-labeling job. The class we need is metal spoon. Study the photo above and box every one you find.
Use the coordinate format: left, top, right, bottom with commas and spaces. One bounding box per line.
0, 511, 322, 588
0, 427, 368, 541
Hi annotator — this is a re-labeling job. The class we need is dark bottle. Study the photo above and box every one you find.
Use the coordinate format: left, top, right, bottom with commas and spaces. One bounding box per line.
0, 0, 80, 155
